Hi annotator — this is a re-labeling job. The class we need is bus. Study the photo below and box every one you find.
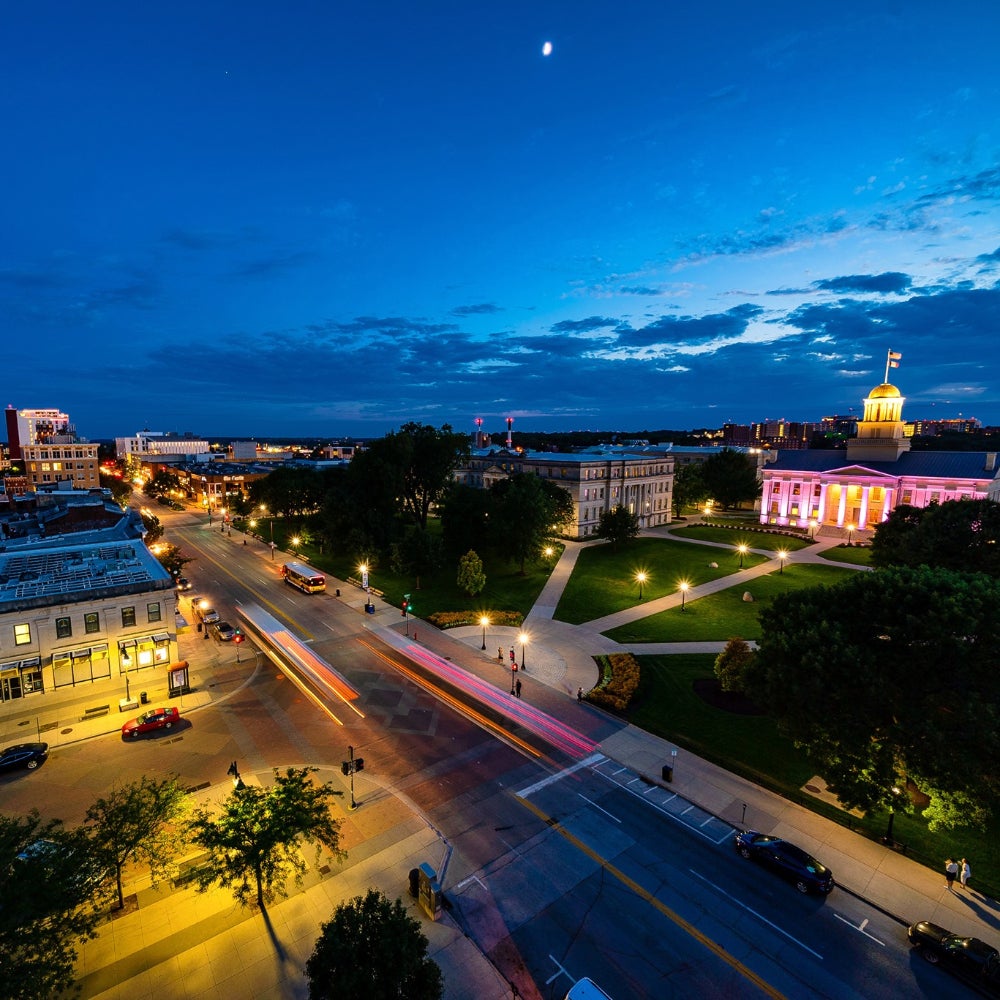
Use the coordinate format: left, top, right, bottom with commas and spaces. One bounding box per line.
281, 562, 327, 594
564, 979, 614, 1000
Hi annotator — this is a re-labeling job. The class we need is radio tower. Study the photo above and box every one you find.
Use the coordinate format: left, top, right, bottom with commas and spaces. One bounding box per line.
506, 417, 513, 449
475, 416, 483, 448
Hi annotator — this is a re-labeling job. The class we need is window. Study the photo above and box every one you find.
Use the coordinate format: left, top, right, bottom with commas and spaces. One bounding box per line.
121, 606, 136, 627
14, 623, 31, 646
56, 617, 72, 639
147, 602, 162, 623
85, 612, 100, 634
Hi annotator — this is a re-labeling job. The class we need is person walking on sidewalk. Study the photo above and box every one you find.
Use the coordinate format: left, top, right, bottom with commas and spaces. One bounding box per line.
515, 678, 522, 698
498, 647, 504, 663
945, 857, 959, 890
960, 858, 971, 890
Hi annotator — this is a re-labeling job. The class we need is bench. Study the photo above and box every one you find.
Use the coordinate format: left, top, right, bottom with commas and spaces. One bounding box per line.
82, 704, 110, 720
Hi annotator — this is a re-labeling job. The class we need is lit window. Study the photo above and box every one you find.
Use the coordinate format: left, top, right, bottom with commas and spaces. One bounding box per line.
14, 623, 31, 646
121, 607, 136, 627
56, 617, 72, 639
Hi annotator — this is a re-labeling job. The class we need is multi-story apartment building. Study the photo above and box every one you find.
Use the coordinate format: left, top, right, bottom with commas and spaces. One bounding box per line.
21, 441, 101, 490
4, 406, 74, 460
115, 430, 210, 460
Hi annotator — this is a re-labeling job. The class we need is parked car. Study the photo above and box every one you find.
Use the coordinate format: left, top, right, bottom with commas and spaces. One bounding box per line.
908, 921, 1000, 993
121, 707, 180, 738
199, 607, 221, 625
734, 830, 834, 894
0, 742, 49, 773
214, 621, 235, 641
175, 577, 192, 591
170, 502, 184, 511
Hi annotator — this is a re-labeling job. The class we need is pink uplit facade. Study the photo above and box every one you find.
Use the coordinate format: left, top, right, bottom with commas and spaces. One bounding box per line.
760, 379, 1000, 538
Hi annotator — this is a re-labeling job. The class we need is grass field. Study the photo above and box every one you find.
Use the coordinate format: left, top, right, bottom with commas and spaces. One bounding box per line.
818, 544, 873, 567
669, 524, 813, 553
604, 563, 859, 642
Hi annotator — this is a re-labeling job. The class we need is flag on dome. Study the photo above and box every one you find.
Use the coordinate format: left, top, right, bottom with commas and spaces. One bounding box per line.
888, 350, 902, 368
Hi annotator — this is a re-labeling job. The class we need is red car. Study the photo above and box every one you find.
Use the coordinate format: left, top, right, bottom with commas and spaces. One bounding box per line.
121, 707, 180, 738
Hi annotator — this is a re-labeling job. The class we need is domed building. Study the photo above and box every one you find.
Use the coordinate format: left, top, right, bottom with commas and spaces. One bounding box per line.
759, 374, 1000, 539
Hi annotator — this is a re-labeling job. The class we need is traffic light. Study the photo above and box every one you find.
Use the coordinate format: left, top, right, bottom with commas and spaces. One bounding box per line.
401, 594, 411, 616
355, 757, 364, 772
233, 628, 244, 645
341, 761, 350, 776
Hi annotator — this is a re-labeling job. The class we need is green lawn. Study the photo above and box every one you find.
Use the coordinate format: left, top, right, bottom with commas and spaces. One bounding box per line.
818, 544, 873, 568
554, 537, 770, 624
604, 563, 860, 642
669, 524, 813, 552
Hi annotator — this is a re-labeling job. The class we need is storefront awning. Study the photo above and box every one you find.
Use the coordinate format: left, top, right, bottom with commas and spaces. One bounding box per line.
72, 647, 92, 660
152, 632, 170, 643
21, 656, 41, 668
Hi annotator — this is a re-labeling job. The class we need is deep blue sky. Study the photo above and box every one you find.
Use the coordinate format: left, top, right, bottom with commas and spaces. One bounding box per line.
4, 2, 999, 440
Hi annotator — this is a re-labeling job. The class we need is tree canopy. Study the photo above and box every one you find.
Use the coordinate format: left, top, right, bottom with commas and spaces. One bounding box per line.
305, 888, 443, 1000
671, 462, 709, 517
490, 473, 574, 573
700, 449, 759, 510
870, 499, 1000, 576
743, 565, 1000, 829
186, 767, 345, 910
596, 504, 640, 550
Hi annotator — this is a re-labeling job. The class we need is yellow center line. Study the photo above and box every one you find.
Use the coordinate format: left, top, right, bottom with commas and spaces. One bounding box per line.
516, 795, 788, 1000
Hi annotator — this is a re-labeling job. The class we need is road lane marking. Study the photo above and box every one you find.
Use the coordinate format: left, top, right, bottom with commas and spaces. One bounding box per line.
690, 870, 824, 960
577, 794, 621, 823
518, 753, 607, 797
515, 795, 790, 1000
834, 913, 886, 946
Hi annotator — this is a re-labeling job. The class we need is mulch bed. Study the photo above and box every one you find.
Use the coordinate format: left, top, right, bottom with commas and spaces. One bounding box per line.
692, 678, 766, 716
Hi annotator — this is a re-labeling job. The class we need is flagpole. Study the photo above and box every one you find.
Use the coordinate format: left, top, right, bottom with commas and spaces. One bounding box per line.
884, 350, 891, 383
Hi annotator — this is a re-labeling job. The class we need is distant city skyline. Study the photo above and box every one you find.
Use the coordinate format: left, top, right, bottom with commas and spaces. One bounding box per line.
3, 3, 999, 439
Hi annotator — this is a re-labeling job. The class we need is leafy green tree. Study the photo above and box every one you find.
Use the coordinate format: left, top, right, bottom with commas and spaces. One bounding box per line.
672, 462, 709, 518
714, 638, 754, 693
439, 484, 491, 558
100, 470, 132, 508
139, 509, 164, 545
85, 776, 187, 911
390, 527, 444, 588
0, 813, 101, 1000
146, 469, 181, 498
305, 888, 443, 1000
490, 473, 574, 574
871, 499, 1000, 576
596, 505, 639, 551
187, 767, 345, 911
151, 541, 190, 579
456, 549, 486, 597
744, 565, 1000, 828
700, 449, 759, 510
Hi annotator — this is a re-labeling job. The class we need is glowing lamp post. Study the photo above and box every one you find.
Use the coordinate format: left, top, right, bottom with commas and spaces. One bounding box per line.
809, 519, 818, 540
635, 571, 647, 601
884, 785, 902, 844
777, 549, 788, 574
679, 580, 689, 611
737, 543, 748, 569
480, 615, 489, 650
519, 631, 529, 671
847, 523, 855, 546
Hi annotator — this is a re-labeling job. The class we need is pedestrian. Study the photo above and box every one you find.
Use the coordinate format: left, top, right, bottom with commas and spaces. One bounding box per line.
577, 687, 583, 701
961, 858, 971, 890
498, 647, 503, 662
515, 679, 522, 698
945, 857, 958, 890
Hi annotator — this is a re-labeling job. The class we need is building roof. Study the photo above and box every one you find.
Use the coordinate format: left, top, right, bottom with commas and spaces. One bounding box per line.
766, 449, 999, 480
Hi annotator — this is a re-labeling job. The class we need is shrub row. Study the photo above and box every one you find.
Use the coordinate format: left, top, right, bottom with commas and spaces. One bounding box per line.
586, 652, 641, 712
694, 521, 809, 541
427, 609, 525, 629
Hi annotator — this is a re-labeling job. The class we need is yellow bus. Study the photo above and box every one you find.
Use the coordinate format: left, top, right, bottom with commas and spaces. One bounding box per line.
281, 561, 327, 594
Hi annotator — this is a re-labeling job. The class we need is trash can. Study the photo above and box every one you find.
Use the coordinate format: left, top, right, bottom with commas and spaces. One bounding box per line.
197, 622, 202, 632
366, 602, 375, 615
661, 764, 673, 783
335, 588, 341, 597
140, 691, 149, 704
408, 867, 419, 899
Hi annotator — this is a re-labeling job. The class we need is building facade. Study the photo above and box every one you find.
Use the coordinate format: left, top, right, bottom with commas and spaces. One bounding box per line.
760, 379, 1000, 537
21, 442, 101, 491
4, 406, 74, 460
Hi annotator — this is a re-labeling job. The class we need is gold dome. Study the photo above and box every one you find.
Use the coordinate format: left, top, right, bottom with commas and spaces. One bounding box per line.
867, 382, 901, 399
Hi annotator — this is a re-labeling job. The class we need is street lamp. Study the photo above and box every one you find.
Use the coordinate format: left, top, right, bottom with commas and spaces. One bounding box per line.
809, 519, 818, 540
777, 549, 788, 574
884, 785, 902, 844
737, 543, 748, 569
679, 580, 689, 611
847, 522, 855, 546
480, 615, 490, 650
292, 535, 301, 557
519, 631, 528, 671
635, 571, 647, 600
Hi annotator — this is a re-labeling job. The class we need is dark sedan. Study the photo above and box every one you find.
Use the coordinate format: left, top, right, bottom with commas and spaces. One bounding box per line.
734, 830, 834, 894
908, 921, 1000, 993
0, 742, 49, 773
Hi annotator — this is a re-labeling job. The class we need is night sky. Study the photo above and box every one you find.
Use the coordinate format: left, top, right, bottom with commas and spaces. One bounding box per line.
4, 2, 1000, 440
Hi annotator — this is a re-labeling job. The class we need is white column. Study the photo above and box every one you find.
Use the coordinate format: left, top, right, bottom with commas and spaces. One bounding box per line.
859, 485, 871, 528
836, 486, 847, 527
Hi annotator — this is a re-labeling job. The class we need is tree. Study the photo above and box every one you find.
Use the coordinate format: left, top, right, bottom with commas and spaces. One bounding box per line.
700, 449, 759, 510
871, 499, 1000, 576
456, 549, 486, 597
151, 541, 190, 579
84, 776, 187, 911
672, 463, 709, 518
305, 888, 443, 1000
187, 767, 345, 911
438, 484, 491, 558
491, 473, 574, 574
0, 813, 101, 1000
390, 527, 443, 589
596, 505, 639, 551
743, 565, 1000, 828
139, 509, 164, 545
713, 638, 754, 693
100, 470, 132, 508
146, 469, 181, 498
